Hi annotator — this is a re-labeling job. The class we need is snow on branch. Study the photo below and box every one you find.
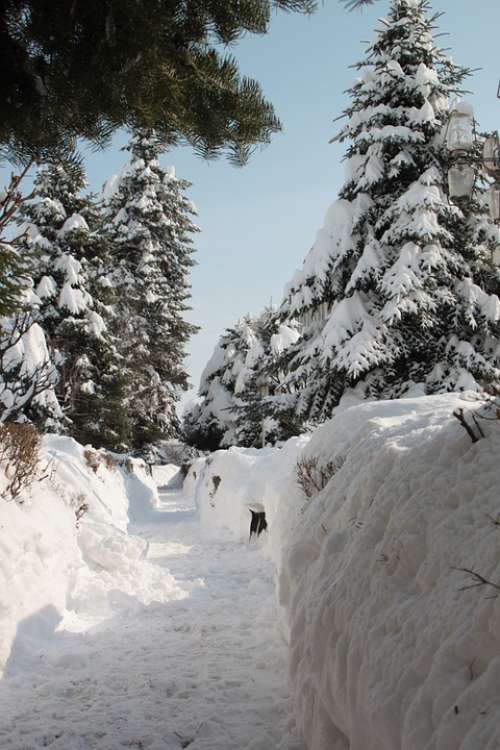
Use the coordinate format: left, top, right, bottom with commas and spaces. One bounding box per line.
0, 316, 56, 425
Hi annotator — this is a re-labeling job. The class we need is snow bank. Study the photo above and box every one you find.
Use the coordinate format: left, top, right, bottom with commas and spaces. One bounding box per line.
185, 437, 309, 572
0, 436, 184, 675
193, 393, 500, 749
281, 393, 500, 750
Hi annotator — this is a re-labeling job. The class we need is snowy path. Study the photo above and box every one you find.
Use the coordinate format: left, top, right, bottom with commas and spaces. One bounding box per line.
0, 490, 304, 750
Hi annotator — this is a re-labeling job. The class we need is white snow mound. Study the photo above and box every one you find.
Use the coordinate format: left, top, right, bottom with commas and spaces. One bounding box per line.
0, 436, 185, 675
192, 392, 500, 750
281, 393, 500, 750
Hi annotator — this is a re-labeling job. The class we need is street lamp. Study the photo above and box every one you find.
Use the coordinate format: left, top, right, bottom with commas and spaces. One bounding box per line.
483, 131, 500, 222
446, 102, 500, 223
446, 102, 476, 201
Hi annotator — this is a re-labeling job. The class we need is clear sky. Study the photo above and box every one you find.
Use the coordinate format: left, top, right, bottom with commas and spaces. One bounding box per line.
5, 0, 500, 410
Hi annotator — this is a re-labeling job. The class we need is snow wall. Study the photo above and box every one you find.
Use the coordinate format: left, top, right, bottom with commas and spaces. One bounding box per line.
189, 393, 500, 750
0, 436, 182, 675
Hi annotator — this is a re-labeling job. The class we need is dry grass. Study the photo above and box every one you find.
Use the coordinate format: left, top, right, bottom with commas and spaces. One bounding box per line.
84, 448, 117, 474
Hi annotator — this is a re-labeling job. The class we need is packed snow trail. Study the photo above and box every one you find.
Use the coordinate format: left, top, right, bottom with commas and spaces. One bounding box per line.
0, 490, 305, 750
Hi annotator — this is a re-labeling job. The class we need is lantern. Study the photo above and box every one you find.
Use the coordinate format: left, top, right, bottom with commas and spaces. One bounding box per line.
257, 379, 269, 399
447, 102, 474, 152
483, 132, 500, 177
448, 163, 475, 200
488, 183, 500, 223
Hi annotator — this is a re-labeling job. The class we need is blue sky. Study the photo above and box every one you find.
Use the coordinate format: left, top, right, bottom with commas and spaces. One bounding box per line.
6, 0, 500, 408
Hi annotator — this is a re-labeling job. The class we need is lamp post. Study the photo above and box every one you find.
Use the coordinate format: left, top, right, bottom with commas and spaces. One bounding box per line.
446, 102, 500, 223
446, 102, 476, 201
483, 131, 500, 222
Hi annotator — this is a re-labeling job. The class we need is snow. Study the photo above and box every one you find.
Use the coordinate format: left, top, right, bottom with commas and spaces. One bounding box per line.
102, 173, 121, 203
86, 309, 107, 337
271, 324, 300, 356
54, 253, 82, 285
0, 322, 60, 422
58, 281, 89, 314
453, 100, 474, 117
58, 213, 89, 236
278, 394, 500, 750
188, 393, 500, 750
35, 275, 58, 300
185, 437, 309, 575
0, 438, 304, 750
2, 395, 500, 747
151, 463, 182, 489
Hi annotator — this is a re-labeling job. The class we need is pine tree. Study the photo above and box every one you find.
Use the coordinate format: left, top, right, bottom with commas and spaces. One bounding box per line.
18, 163, 123, 442
182, 319, 253, 451
184, 310, 301, 449
233, 308, 302, 446
283, 0, 500, 421
1, 1, 315, 165
104, 130, 199, 450
0, 164, 37, 317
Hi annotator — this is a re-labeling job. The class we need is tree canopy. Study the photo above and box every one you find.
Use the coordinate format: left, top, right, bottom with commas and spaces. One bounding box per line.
1, 0, 315, 166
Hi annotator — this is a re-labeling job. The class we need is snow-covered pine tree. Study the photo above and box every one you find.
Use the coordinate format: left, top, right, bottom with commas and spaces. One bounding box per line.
279, 205, 341, 420
19, 163, 123, 443
0, 164, 63, 426
184, 310, 301, 449
183, 318, 255, 451
284, 0, 500, 421
104, 130, 199, 450
232, 308, 302, 446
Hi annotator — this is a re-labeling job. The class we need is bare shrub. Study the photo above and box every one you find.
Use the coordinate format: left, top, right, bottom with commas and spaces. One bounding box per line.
453, 566, 500, 596
296, 455, 344, 499
83, 448, 100, 473
0, 423, 41, 500
102, 452, 116, 471
71, 492, 90, 526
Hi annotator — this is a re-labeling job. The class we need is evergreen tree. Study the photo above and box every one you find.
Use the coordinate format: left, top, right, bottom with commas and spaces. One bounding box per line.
233, 308, 302, 446
0, 316, 60, 425
104, 130, 199, 450
1, 0, 315, 165
283, 0, 500, 421
184, 310, 301, 449
182, 318, 252, 451
18, 163, 124, 443
0, 164, 37, 317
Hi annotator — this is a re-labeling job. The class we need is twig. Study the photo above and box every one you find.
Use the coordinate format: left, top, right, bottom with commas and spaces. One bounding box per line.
453, 408, 483, 443
453, 566, 500, 594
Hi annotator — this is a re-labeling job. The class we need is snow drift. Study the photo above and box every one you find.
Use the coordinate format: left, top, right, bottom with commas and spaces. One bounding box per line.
0, 436, 184, 675
191, 393, 500, 750
185, 436, 309, 573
